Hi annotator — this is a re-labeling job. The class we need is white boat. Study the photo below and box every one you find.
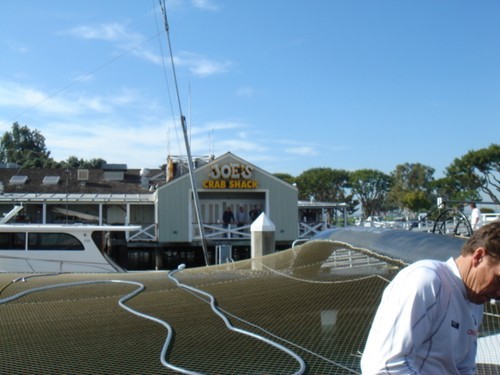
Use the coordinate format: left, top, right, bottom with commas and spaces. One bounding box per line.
0, 223, 140, 273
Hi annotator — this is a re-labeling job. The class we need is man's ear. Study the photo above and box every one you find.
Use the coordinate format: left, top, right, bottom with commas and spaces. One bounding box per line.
472, 247, 487, 267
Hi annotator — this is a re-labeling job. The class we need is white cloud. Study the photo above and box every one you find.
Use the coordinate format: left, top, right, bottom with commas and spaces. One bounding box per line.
64, 22, 162, 65
236, 86, 255, 98
167, 118, 268, 157
236, 131, 250, 138
213, 138, 267, 154
72, 73, 95, 83
108, 88, 140, 106
164, 0, 219, 12
192, 120, 245, 134
78, 96, 112, 113
174, 52, 231, 77
0, 82, 156, 126
0, 82, 82, 116
65, 23, 133, 42
191, 0, 220, 11
65, 23, 227, 76
44, 119, 170, 167
0, 83, 41, 107
132, 47, 163, 65
7, 41, 29, 54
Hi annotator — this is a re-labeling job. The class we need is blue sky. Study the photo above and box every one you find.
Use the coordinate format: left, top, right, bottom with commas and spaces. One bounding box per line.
1, 0, 499, 177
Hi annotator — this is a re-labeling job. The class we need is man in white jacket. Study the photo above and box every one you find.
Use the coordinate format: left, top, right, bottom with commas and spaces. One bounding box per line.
470, 202, 483, 231
361, 221, 500, 374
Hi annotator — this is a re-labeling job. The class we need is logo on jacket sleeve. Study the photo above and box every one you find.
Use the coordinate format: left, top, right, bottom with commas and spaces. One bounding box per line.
451, 320, 460, 329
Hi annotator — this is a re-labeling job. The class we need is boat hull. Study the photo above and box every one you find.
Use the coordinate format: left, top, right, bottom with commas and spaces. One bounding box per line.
0, 224, 140, 273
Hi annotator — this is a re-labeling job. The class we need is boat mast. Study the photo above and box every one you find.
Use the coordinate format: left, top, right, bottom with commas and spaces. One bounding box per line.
159, 0, 209, 266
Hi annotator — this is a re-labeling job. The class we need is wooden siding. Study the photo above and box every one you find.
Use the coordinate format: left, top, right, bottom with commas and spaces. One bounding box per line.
156, 152, 298, 244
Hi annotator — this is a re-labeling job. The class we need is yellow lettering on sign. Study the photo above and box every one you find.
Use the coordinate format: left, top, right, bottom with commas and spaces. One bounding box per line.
202, 180, 227, 189
229, 180, 257, 189
209, 163, 254, 179
203, 180, 257, 189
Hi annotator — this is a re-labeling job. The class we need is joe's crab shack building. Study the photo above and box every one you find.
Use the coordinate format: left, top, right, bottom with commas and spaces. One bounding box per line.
0, 152, 347, 269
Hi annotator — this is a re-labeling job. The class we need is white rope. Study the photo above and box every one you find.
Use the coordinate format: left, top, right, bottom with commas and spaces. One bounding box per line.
0, 276, 201, 375
169, 266, 361, 374
1, 270, 307, 374
256, 260, 384, 285
169, 264, 307, 375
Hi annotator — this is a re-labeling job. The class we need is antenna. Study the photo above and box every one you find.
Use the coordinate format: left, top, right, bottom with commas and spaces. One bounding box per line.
209, 128, 214, 157
188, 82, 192, 147
159, 0, 209, 266
166, 126, 170, 158
208, 130, 211, 156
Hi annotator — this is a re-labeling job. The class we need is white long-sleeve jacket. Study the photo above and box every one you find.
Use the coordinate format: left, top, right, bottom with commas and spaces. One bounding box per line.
361, 258, 483, 374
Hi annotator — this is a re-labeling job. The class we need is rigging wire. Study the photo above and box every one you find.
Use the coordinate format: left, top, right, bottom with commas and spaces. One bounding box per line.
151, 0, 183, 157
158, 0, 209, 266
257, 260, 387, 285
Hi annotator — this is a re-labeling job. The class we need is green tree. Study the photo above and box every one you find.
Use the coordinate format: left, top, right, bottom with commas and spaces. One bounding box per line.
444, 144, 499, 204
350, 169, 392, 219
388, 162, 436, 214
62, 156, 106, 169
0, 122, 54, 168
432, 176, 481, 204
273, 173, 296, 185
296, 168, 347, 201
295, 167, 358, 213
401, 191, 433, 213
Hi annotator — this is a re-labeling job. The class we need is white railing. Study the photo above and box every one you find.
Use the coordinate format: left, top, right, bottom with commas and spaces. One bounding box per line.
298, 221, 333, 238
482, 213, 500, 224
192, 223, 251, 240
128, 223, 157, 241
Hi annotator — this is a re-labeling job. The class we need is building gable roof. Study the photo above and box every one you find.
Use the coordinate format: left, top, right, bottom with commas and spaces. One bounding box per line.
158, 152, 297, 192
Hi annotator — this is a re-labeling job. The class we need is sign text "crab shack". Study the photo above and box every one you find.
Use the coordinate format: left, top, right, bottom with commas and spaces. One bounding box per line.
202, 163, 258, 189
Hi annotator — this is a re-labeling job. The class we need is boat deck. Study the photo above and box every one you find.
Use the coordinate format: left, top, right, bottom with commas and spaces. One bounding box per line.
1, 240, 499, 374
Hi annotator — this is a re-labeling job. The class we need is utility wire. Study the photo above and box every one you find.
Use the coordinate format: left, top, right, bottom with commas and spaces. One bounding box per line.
1, 34, 159, 129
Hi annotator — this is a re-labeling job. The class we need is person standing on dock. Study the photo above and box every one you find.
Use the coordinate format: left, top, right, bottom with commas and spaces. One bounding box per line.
236, 206, 248, 237
249, 205, 262, 222
222, 206, 235, 238
470, 202, 483, 231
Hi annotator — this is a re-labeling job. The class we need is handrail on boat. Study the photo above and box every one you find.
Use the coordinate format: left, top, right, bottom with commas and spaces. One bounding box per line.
292, 238, 309, 248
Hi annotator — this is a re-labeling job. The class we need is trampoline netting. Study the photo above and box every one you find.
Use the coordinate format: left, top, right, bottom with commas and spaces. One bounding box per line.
1, 240, 499, 374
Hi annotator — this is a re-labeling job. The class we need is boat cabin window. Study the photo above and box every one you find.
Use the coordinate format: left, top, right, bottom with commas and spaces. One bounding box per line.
28, 233, 85, 251
0, 232, 26, 250
0, 232, 84, 251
